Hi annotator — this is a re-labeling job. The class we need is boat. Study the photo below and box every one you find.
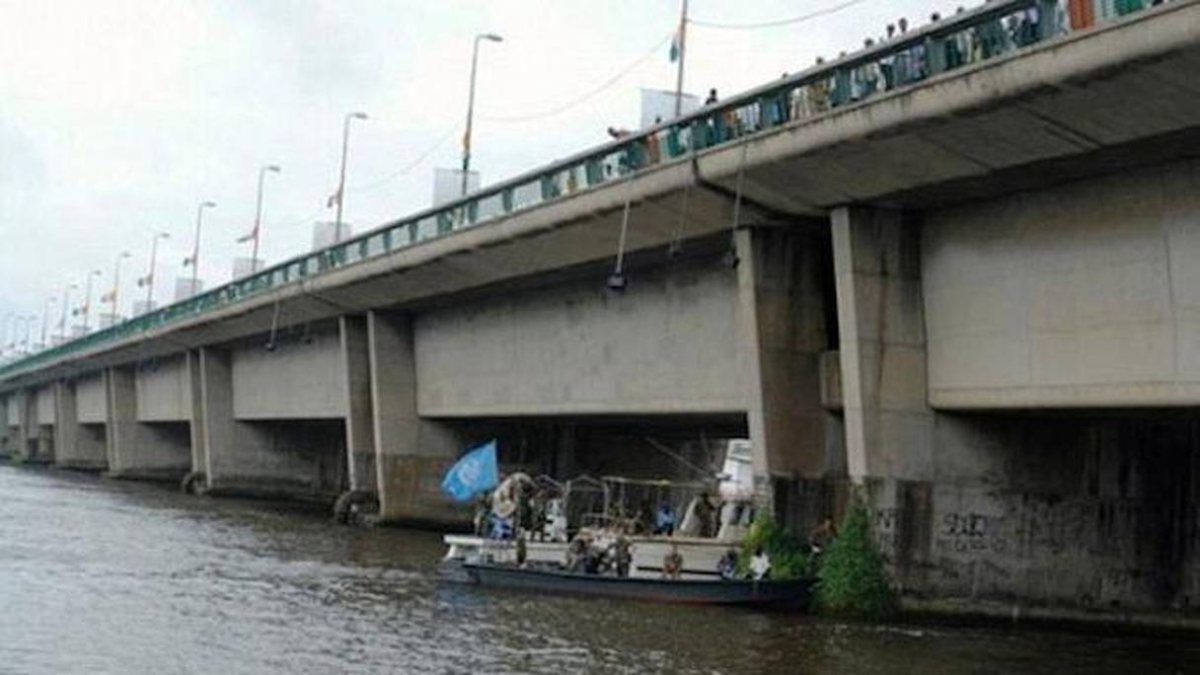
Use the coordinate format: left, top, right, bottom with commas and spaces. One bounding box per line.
461, 561, 812, 607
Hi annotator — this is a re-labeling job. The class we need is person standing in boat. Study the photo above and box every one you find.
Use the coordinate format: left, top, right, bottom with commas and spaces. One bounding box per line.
654, 501, 677, 536
750, 547, 771, 581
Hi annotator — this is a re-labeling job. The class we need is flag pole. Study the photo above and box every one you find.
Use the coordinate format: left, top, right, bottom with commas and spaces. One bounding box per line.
674, 0, 688, 118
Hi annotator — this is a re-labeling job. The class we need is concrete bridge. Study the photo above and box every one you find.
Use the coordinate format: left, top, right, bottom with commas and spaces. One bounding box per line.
4, 0, 1200, 623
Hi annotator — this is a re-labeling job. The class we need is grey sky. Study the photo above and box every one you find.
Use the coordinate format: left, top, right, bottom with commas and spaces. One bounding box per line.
0, 0, 961, 340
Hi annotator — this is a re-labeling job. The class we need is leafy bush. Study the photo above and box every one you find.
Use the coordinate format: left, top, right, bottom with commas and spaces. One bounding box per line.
737, 515, 808, 580
815, 497, 896, 619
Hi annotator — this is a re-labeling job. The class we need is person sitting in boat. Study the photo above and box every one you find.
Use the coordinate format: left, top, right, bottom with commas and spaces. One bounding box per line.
542, 498, 569, 543
750, 546, 771, 581
613, 536, 633, 578
472, 493, 492, 537
490, 514, 514, 540
566, 535, 590, 573
717, 549, 739, 580
808, 517, 837, 555
662, 544, 684, 579
654, 501, 677, 536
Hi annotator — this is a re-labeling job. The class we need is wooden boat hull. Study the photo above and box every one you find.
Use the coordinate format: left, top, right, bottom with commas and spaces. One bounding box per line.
462, 562, 811, 607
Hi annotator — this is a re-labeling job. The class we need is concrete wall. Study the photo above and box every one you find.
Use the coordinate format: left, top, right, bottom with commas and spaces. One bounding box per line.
76, 373, 107, 424
201, 347, 346, 499
54, 380, 106, 471
106, 366, 192, 480
924, 158, 1200, 408
873, 411, 1200, 615
414, 256, 746, 417
136, 356, 191, 422
231, 329, 346, 420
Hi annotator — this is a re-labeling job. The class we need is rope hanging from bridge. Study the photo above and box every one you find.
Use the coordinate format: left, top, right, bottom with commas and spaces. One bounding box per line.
726, 142, 749, 268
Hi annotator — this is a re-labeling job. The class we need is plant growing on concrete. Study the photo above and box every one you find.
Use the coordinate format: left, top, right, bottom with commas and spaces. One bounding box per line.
737, 514, 807, 580
815, 496, 896, 619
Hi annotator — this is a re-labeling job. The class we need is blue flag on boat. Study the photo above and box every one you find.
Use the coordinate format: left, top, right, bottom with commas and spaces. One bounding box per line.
441, 439, 499, 502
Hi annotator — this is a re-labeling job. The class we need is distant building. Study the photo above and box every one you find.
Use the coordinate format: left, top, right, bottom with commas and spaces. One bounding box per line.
174, 277, 203, 301
312, 222, 353, 251
433, 168, 480, 206
233, 257, 264, 280
639, 88, 700, 129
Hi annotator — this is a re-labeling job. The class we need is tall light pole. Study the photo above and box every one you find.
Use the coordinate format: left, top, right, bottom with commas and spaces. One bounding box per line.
185, 201, 216, 296
106, 251, 132, 324
58, 283, 78, 341
240, 164, 281, 272
673, 0, 689, 117
39, 296, 56, 349
80, 269, 102, 333
21, 314, 36, 352
462, 33, 503, 198
139, 232, 170, 312
331, 112, 367, 243
2, 312, 16, 354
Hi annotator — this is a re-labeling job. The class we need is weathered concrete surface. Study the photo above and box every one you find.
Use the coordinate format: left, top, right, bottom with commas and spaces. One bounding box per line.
54, 380, 106, 471
833, 207, 934, 483
340, 315, 377, 493
925, 158, 1200, 408
199, 347, 345, 500
76, 373, 107, 424
413, 254, 746, 417
231, 328, 346, 421
735, 226, 836, 483
136, 356, 191, 423
105, 366, 191, 480
870, 412, 1200, 618
369, 310, 467, 526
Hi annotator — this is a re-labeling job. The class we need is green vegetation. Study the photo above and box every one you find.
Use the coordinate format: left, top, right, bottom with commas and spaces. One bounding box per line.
815, 497, 896, 619
737, 515, 808, 580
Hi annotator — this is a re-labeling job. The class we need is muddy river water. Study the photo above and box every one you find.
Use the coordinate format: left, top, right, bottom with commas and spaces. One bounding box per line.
0, 465, 1195, 674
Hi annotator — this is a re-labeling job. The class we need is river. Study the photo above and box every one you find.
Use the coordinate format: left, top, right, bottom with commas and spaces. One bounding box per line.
0, 465, 1194, 674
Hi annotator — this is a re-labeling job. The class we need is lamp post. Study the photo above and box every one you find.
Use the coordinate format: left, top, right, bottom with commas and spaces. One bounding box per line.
108, 251, 132, 324
21, 314, 35, 352
185, 201, 216, 295
39, 296, 56, 350
140, 232, 170, 312
58, 283, 78, 341
332, 112, 367, 243
2, 312, 16, 355
461, 33, 503, 198
81, 269, 102, 333
241, 164, 281, 272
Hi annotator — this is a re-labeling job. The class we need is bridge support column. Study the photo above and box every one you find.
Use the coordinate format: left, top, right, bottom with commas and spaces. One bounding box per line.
54, 380, 105, 471
367, 310, 467, 527
340, 315, 377, 494
105, 366, 191, 480
831, 206, 934, 488
197, 347, 343, 500
735, 225, 835, 516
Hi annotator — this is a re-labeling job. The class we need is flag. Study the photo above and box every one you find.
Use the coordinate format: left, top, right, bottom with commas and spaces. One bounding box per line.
669, 29, 681, 62
440, 439, 499, 502
327, 188, 342, 209
100, 290, 115, 303
136, 274, 151, 288
182, 255, 195, 268
236, 226, 257, 244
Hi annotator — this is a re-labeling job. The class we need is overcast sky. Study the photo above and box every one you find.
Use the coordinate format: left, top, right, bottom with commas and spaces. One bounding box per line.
0, 0, 964, 343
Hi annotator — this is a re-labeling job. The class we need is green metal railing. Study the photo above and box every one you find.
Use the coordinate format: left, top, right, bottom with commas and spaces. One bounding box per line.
0, 0, 1161, 381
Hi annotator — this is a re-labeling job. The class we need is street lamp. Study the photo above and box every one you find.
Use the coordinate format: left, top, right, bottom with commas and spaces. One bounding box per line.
185, 201, 216, 295
239, 164, 281, 273
0, 312, 13, 356
331, 112, 367, 243
21, 314, 36, 352
79, 269, 102, 333
106, 251, 132, 324
58, 283, 78, 341
39, 295, 56, 350
462, 32, 503, 198
138, 232, 171, 313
